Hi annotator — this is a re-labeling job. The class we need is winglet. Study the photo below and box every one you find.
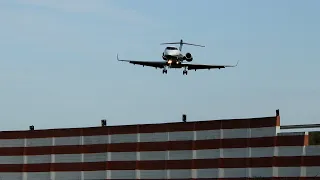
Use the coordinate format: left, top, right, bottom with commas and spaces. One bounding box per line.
116, 53, 130, 62
235, 60, 239, 67
226, 60, 239, 67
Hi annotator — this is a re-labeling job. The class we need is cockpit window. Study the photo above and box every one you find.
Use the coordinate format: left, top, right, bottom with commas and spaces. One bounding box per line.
166, 47, 178, 50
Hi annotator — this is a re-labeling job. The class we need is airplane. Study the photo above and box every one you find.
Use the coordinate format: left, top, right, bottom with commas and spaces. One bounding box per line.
117, 39, 239, 75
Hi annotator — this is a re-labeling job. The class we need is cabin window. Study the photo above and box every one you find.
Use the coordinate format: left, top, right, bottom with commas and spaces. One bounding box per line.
166, 47, 177, 50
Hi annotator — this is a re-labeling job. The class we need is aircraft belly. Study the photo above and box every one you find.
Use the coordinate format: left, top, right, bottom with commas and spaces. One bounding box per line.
169, 66, 181, 69
168, 63, 183, 68
165, 55, 178, 60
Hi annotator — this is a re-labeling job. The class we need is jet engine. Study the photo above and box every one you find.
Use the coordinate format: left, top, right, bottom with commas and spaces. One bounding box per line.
184, 52, 193, 62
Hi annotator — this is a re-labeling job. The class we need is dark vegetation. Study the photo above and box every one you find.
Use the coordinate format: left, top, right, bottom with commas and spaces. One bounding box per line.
309, 131, 320, 145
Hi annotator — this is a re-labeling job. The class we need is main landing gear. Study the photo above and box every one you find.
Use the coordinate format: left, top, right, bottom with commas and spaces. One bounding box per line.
183, 70, 188, 75
182, 66, 188, 75
161, 67, 188, 75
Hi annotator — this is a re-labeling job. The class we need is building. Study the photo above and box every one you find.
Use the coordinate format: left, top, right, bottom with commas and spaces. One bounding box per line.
0, 112, 319, 179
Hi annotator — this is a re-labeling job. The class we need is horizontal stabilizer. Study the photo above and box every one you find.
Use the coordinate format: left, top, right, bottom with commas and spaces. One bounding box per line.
160, 39, 205, 47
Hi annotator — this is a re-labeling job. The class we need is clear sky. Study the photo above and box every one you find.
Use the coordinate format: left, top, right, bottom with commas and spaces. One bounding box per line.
0, 0, 319, 131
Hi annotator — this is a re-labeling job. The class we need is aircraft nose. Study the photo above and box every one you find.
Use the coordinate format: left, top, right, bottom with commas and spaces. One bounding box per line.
166, 50, 177, 56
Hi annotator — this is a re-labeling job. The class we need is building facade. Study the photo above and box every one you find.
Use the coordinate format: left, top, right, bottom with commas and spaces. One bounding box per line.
0, 114, 319, 179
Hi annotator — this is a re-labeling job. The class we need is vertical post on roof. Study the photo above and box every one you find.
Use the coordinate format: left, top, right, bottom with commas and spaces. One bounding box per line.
29, 125, 34, 130
276, 109, 280, 116
182, 114, 187, 122
101, 119, 107, 126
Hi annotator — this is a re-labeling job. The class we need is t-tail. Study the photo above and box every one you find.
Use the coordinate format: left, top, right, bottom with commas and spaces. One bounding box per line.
160, 39, 205, 51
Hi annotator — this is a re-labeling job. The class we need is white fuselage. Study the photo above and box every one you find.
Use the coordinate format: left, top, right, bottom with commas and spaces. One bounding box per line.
163, 49, 181, 57
162, 46, 184, 62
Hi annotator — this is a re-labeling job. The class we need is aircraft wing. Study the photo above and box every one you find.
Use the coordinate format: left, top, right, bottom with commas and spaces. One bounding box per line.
183, 61, 239, 70
117, 54, 166, 68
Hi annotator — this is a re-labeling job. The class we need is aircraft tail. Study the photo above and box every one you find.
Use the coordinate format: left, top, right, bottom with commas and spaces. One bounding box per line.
160, 39, 204, 51
161, 39, 205, 47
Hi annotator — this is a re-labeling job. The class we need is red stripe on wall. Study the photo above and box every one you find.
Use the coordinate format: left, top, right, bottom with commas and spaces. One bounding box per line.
0, 135, 306, 156
0, 156, 318, 172
0, 116, 278, 139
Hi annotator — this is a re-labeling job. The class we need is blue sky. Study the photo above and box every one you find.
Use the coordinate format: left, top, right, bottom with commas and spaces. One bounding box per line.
0, 0, 319, 131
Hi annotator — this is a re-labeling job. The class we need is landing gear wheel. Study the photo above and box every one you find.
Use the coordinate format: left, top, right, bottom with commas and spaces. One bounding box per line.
183, 70, 188, 75
162, 69, 167, 74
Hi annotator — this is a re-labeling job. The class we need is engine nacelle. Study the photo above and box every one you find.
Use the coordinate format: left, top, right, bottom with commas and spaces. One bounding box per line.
184, 52, 193, 62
